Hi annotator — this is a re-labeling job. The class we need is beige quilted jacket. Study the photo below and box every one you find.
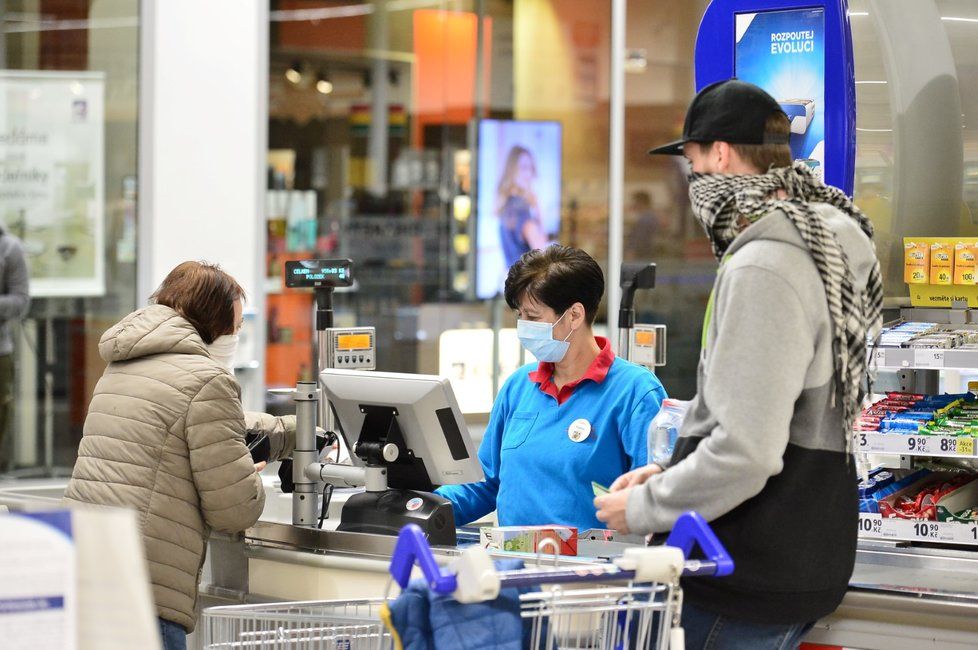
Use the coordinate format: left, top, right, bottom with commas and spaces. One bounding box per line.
64, 305, 295, 632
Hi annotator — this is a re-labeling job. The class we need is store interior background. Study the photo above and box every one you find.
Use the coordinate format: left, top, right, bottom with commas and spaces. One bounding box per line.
0, 0, 976, 475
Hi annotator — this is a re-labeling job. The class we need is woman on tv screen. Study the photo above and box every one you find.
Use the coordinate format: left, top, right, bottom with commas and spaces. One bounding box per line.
496, 145, 548, 266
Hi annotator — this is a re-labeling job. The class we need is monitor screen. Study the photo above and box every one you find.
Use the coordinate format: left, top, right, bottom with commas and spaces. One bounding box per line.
476, 119, 562, 300
735, 8, 826, 179
320, 369, 484, 490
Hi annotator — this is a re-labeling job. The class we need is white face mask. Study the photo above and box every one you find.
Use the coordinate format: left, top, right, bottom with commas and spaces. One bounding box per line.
207, 334, 239, 373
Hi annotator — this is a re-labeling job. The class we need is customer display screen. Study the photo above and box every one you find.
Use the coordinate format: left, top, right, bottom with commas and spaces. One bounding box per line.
475, 119, 562, 300
285, 259, 354, 288
735, 8, 826, 179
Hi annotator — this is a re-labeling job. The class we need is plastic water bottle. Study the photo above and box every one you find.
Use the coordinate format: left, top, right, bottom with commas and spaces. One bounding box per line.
648, 399, 690, 466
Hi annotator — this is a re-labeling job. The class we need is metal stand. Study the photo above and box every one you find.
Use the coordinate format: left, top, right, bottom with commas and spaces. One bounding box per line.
618, 263, 657, 359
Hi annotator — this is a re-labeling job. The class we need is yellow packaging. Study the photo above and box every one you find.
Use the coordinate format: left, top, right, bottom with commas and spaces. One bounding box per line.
904, 241, 930, 284
955, 242, 977, 285
930, 242, 953, 285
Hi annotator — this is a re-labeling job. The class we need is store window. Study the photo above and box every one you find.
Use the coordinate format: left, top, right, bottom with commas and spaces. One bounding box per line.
622, 0, 709, 400
0, 2, 139, 475
266, 0, 613, 415
849, 0, 978, 300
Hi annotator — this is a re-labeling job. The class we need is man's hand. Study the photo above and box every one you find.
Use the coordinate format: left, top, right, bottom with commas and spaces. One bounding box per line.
594, 488, 632, 534
610, 463, 663, 492
254, 461, 267, 473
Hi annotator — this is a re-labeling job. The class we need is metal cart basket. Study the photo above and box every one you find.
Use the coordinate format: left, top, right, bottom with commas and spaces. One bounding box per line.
202, 511, 732, 650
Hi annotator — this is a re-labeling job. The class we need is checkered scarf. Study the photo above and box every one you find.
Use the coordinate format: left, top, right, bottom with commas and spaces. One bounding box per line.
688, 162, 884, 452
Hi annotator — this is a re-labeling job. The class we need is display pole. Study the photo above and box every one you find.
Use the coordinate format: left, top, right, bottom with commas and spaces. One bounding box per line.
607, 0, 627, 348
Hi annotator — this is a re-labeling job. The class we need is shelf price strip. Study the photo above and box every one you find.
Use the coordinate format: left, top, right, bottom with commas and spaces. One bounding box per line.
858, 514, 978, 545
855, 433, 978, 458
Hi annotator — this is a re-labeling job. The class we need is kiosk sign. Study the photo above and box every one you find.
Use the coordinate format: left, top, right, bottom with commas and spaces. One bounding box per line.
735, 9, 826, 178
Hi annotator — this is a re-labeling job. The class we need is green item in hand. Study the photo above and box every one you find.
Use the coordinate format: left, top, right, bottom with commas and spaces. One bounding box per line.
592, 481, 610, 497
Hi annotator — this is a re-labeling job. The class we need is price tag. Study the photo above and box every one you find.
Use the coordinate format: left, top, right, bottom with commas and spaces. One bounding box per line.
937, 436, 958, 454
913, 349, 945, 368
857, 515, 883, 537
911, 521, 941, 540
906, 436, 929, 453
958, 438, 976, 456
871, 348, 888, 367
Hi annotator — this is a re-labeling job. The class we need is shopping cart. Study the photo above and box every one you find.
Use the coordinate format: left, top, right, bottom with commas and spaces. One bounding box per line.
202, 511, 733, 650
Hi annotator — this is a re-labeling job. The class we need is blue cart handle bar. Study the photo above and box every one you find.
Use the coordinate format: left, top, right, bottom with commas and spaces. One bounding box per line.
389, 511, 734, 596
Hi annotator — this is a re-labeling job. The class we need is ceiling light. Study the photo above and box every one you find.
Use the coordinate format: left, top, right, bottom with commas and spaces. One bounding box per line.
286, 61, 302, 84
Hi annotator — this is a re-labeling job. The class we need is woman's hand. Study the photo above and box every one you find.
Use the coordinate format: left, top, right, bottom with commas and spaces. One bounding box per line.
609, 463, 663, 492
254, 461, 267, 473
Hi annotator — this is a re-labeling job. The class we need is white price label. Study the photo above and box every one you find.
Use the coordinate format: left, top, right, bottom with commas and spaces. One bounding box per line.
913, 349, 945, 368
911, 521, 941, 540
906, 436, 930, 453
857, 515, 883, 536
872, 348, 887, 366
855, 432, 885, 453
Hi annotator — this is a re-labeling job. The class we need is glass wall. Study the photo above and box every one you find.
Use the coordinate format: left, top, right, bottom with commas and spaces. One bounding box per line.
0, 1, 139, 474
265, 0, 614, 414
849, 0, 978, 298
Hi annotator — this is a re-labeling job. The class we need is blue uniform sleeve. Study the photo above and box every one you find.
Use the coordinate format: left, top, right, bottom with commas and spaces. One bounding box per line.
622, 382, 667, 470
436, 389, 508, 525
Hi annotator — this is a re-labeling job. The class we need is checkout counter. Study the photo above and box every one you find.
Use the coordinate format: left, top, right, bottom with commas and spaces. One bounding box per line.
3, 261, 978, 649
4, 466, 978, 649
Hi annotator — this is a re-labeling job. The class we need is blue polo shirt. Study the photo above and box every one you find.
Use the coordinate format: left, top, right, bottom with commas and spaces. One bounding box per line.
438, 339, 666, 530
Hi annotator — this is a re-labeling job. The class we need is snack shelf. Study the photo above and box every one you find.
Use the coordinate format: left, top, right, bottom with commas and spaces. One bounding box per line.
871, 347, 978, 370
856, 432, 977, 457
858, 513, 978, 546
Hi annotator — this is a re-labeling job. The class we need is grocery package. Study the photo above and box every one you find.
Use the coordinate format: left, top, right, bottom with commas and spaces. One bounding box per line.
855, 392, 978, 437
870, 321, 978, 352
878, 472, 977, 521
480, 525, 578, 556
859, 468, 929, 514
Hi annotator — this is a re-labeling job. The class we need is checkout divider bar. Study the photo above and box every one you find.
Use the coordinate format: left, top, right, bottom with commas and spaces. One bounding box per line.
389, 511, 734, 597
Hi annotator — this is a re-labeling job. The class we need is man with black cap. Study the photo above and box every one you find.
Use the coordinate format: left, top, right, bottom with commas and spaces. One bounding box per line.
594, 79, 884, 648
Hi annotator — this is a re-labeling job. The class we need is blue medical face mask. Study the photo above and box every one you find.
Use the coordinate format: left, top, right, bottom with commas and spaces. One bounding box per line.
517, 311, 573, 363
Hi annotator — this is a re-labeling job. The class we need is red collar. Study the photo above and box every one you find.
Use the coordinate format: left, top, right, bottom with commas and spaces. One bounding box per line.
528, 336, 615, 405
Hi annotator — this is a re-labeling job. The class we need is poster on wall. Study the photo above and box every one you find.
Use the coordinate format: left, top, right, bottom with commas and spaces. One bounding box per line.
735, 8, 825, 179
0, 71, 105, 297
476, 119, 562, 300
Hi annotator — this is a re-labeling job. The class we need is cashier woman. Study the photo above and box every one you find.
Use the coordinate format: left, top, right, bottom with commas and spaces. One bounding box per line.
437, 245, 666, 529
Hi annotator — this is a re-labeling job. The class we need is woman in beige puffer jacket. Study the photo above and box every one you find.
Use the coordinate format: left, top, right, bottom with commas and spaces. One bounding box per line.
64, 262, 295, 645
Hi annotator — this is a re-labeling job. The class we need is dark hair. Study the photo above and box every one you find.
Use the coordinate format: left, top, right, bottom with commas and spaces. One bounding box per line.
697, 112, 793, 173
504, 245, 604, 324
151, 261, 245, 344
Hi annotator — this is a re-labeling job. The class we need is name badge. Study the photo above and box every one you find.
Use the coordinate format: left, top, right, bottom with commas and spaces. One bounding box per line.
568, 418, 591, 443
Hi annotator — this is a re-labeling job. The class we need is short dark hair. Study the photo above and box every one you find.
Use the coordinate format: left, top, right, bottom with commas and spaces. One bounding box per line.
697, 112, 793, 173
504, 245, 604, 324
151, 261, 245, 344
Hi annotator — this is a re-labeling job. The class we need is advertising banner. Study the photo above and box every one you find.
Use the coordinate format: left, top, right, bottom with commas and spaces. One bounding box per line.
476, 119, 562, 300
735, 8, 826, 178
0, 71, 106, 297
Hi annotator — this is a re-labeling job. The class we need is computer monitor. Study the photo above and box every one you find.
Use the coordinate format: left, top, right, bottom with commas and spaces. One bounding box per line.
320, 369, 484, 491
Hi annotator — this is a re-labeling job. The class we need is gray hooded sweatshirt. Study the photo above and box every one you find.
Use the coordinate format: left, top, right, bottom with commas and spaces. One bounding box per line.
626, 204, 876, 624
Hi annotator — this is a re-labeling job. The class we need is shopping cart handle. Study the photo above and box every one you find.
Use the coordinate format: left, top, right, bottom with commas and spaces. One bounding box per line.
390, 524, 458, 595
665, 512, 734, 577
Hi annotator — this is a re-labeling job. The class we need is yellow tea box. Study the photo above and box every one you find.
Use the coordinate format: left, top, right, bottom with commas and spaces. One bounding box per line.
955, 242, 977, 285
903, 241, 929, 284
930, 242, 953, 285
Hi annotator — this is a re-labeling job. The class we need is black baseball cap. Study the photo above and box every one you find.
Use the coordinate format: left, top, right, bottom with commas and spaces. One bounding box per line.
648, 79, 789, 156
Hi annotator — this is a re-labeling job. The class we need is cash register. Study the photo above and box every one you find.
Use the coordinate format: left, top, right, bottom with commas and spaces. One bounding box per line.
319, 369, 483, 545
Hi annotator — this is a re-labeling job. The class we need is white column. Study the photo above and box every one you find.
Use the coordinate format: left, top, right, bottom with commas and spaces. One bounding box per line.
607, 0, 626, 345
138, 0, 268, 410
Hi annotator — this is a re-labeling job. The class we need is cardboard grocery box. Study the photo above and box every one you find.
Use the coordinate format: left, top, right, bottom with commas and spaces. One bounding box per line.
480, 525, 578, 556
936, 477, 978, 523
878, 472, 950, 520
